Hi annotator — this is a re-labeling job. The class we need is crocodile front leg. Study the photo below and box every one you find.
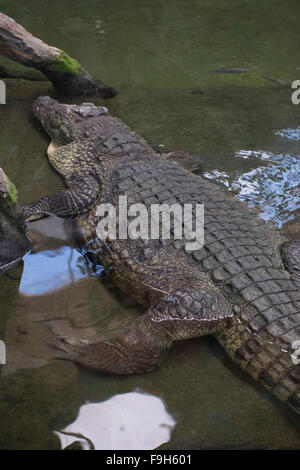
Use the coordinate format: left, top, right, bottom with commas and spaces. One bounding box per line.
52, 285, 233, 374
22, 174, 99, 219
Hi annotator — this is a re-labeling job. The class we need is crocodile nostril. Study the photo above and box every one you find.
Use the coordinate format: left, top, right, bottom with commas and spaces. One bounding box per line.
33, 96, 57, 112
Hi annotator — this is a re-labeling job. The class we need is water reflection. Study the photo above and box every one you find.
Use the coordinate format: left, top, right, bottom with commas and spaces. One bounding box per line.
20, 247, 88, 295
275, 127, 300, 140
26, 216, 73, 242
204, 149, 300, 227
54, 391, 176, 450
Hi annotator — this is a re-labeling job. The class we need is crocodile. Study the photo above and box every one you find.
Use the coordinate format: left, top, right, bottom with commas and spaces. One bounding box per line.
23, 96, 300, 414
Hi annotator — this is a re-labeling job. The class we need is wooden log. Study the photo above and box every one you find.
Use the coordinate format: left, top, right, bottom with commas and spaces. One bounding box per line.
0, 13, 117, 97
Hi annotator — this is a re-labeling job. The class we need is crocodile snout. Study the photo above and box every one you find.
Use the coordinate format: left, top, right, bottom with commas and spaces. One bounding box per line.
32, 96, 57, 116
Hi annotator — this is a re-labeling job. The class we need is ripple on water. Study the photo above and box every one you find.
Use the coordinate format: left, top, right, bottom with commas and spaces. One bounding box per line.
204, 149, 300, 227
274, 127, 300, 140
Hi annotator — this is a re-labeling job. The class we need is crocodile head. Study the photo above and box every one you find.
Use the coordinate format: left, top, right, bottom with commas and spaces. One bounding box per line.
32, 96, 109, 146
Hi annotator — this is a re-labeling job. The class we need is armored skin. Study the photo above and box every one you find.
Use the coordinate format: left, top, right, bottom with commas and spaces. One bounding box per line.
24, 96, 300, 414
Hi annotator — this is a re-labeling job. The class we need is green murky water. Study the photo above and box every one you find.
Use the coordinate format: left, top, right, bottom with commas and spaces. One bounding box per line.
0, 0, 300, 449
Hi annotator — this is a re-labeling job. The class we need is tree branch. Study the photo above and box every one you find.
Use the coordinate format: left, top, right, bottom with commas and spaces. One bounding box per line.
0, 13, 117, 97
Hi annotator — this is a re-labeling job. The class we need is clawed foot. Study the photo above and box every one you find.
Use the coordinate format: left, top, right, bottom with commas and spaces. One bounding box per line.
21, 204, 49, 222
45, 318, 167, 374
46, 324, 92, 363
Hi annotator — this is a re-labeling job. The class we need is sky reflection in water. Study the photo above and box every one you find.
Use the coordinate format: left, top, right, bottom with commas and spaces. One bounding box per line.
204, 148, 300, 227
274, 127, 300, 140
20, 247, 88, 295
54, 391, 176, 450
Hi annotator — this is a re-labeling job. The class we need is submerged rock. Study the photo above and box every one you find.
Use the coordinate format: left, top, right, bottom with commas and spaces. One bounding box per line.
0, 168, 30, 274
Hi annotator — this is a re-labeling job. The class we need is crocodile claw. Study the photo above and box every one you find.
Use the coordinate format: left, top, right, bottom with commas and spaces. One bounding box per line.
46, 324, 91, 362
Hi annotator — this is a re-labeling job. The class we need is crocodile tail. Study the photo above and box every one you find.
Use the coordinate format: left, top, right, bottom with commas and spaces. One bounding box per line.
216, 319, 300, 414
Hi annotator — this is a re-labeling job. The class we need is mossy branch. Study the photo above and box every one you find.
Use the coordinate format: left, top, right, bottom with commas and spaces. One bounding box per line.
0, 12, 117, 97
0, 167, 18, 206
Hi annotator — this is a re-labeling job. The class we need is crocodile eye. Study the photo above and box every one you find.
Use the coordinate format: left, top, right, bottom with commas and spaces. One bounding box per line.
60, 124, 70, 137
73, 105, 108, 118
50, 120, 60, 129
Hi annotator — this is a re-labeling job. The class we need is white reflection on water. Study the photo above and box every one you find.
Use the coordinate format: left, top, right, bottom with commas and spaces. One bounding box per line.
274, 127, 300, 140
20, 247, 88, 295
54, 391, 176, 450
204, 150, 300, 227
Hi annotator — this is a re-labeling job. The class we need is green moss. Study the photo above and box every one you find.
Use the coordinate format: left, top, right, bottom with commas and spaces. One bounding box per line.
7, 179, 18, 205
48, 51, 81, 74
